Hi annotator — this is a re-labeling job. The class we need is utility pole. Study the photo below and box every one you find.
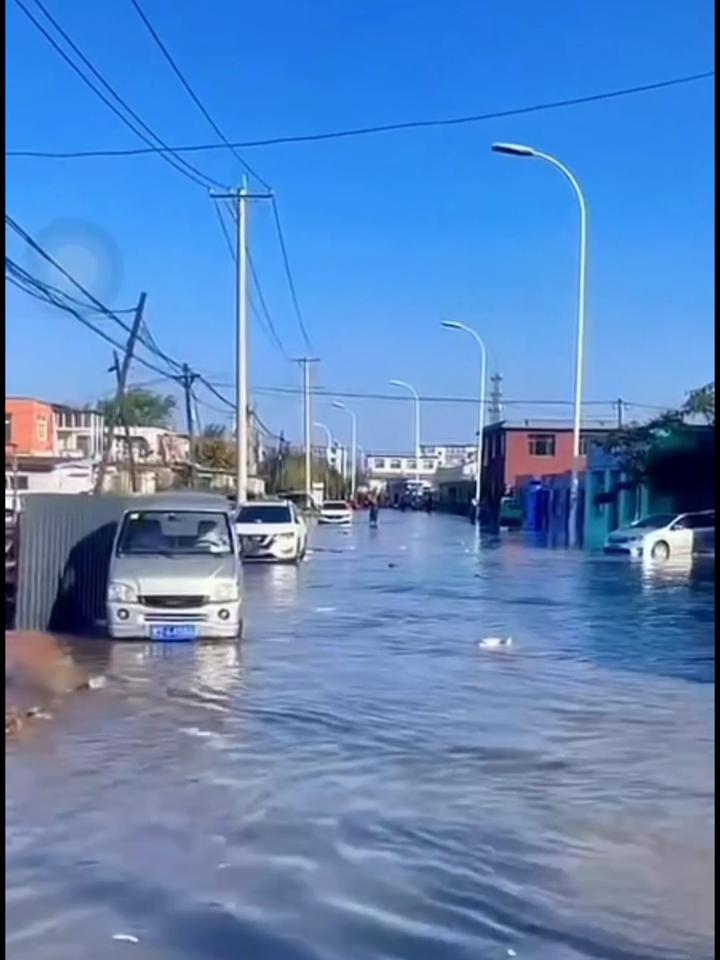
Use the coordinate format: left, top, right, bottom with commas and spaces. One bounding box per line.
94, 292, 147, 494
489, 373, 504, 424
211, 185, 273, 506
182, 363, 199, 487
616, 398, 625, 429
295, 357, 320, 507
111, 350, 138, 493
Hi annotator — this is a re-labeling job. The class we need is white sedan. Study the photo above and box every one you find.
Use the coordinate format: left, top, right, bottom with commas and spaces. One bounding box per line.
318, 500, 353, 525
236, 500, 307, 563
604, 510, 714, 561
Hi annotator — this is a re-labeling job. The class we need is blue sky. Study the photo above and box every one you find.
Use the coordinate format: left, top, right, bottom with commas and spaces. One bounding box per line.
6, 0, 715, 451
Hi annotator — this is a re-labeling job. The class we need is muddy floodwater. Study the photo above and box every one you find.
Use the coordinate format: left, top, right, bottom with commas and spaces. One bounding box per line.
6, 513, 715, 959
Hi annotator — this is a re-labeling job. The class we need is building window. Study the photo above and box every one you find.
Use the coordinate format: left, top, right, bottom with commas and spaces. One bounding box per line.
5, 414, 12, 444
37, 417, 48, 442
389, 459, 402, 470
373, 458, 386, 469
528, 433, 556, 457
422, 459, 434, 470
406, 459, 417, 469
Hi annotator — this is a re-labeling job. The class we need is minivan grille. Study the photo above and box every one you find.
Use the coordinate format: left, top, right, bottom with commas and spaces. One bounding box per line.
144, 612, 208, 623
140, 595, 207, 609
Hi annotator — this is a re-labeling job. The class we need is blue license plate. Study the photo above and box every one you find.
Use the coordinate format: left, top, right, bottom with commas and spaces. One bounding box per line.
150, 625, 198, 642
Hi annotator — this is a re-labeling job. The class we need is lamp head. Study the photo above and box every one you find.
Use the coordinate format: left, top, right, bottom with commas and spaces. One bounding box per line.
492, 142, 536, 157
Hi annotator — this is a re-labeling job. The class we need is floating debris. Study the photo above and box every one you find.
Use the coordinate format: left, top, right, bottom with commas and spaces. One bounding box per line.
314, 606, 336, 614
112, 933, 140, 944
478, 637, 513, 650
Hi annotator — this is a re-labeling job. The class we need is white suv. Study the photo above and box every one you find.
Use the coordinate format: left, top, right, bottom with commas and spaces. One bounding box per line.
235, 500, 307, 563
604, 510, 714, 560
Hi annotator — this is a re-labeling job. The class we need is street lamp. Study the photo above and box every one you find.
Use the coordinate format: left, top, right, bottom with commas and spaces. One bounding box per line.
492, 141, 588, 547
332, 401, 357, 500
313, 421, 333, 459
389, 379, 421, 483
441, 320, 487, 521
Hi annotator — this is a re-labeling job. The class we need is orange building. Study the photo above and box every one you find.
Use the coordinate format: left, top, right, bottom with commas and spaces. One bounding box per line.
5, 398, 57, 456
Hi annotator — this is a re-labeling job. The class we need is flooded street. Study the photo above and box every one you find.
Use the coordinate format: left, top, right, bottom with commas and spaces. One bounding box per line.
6, 512, 715, 960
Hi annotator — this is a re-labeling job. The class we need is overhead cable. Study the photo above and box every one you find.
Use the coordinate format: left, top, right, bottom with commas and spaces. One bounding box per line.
13, 0, 226, 189
8, 71, 713, 159
128, 0, 269, 189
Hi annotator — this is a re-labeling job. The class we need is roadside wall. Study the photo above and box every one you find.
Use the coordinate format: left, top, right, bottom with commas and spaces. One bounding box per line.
15, 494, 131, 633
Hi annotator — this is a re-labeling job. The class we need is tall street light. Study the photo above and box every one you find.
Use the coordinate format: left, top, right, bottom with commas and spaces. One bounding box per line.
441, 321, 487, 521
492, 141, 588, 547
313, 421, 333, 461
332, 401, 357, 500
389, 379, 421, 483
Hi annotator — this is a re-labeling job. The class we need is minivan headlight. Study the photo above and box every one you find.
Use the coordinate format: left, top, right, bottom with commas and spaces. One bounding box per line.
211, 581, 240, 603
108, 581, 138, 603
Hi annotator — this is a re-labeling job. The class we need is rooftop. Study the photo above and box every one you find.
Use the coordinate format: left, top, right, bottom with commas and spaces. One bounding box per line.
486, 419, 614, 432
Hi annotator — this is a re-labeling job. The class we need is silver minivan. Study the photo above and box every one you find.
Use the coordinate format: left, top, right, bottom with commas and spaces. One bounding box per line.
107, 494, 242, 641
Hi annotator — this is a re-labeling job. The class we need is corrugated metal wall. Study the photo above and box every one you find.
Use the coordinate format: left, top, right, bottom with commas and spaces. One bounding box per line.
15, 494, 130, 633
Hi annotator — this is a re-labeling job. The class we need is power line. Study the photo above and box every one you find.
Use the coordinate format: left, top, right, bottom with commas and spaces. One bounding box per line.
270, 197, 312, 351
227, 383, 666, 408
8, 71, 713, 160
210, 198, 291, 360
127, 0, 269, 190
247, 251, 291, 360
6, 214, 181, 373
12, 0, 226, 190
6, 266, 174, 380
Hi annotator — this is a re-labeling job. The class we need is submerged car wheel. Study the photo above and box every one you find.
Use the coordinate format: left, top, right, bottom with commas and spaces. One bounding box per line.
651, 540, 670, 561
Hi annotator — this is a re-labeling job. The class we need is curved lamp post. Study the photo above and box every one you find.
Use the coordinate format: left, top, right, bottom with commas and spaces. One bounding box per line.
441, 321, 487, 520
332, 401, 357, 500
389, 379, 421, 483
492, 142, 588, 547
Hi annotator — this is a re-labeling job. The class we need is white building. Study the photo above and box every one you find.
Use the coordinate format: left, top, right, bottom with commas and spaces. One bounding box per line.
110, 426, 190, 465
419, 443, 477, 468
54, 405, 105, 459
365, 442, 476, 491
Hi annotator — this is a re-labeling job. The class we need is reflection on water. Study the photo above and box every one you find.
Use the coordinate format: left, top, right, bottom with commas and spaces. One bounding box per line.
6, 513, 714, 960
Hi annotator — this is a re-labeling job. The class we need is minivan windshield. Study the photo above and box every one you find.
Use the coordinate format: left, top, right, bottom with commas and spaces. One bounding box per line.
237, 505, 292, 524
117, 510, 233, 556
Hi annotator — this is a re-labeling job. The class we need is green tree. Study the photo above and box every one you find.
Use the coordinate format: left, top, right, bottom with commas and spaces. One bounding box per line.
201, 423, 228, 440
606, 382, 715, 479
98, 388, 176, 427
683, 382, 714, 424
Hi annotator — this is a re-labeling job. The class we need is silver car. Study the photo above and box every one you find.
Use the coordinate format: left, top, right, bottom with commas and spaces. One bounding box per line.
107, 494, 242, 641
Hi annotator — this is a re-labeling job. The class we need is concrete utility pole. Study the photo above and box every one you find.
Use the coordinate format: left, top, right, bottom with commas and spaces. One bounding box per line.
616, 398, 625, 429
182, 363, 199, 487
94, 292, 147, 494
111, 350, 138, 493
296, 358, 320, 507
211, 183, 272, 504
